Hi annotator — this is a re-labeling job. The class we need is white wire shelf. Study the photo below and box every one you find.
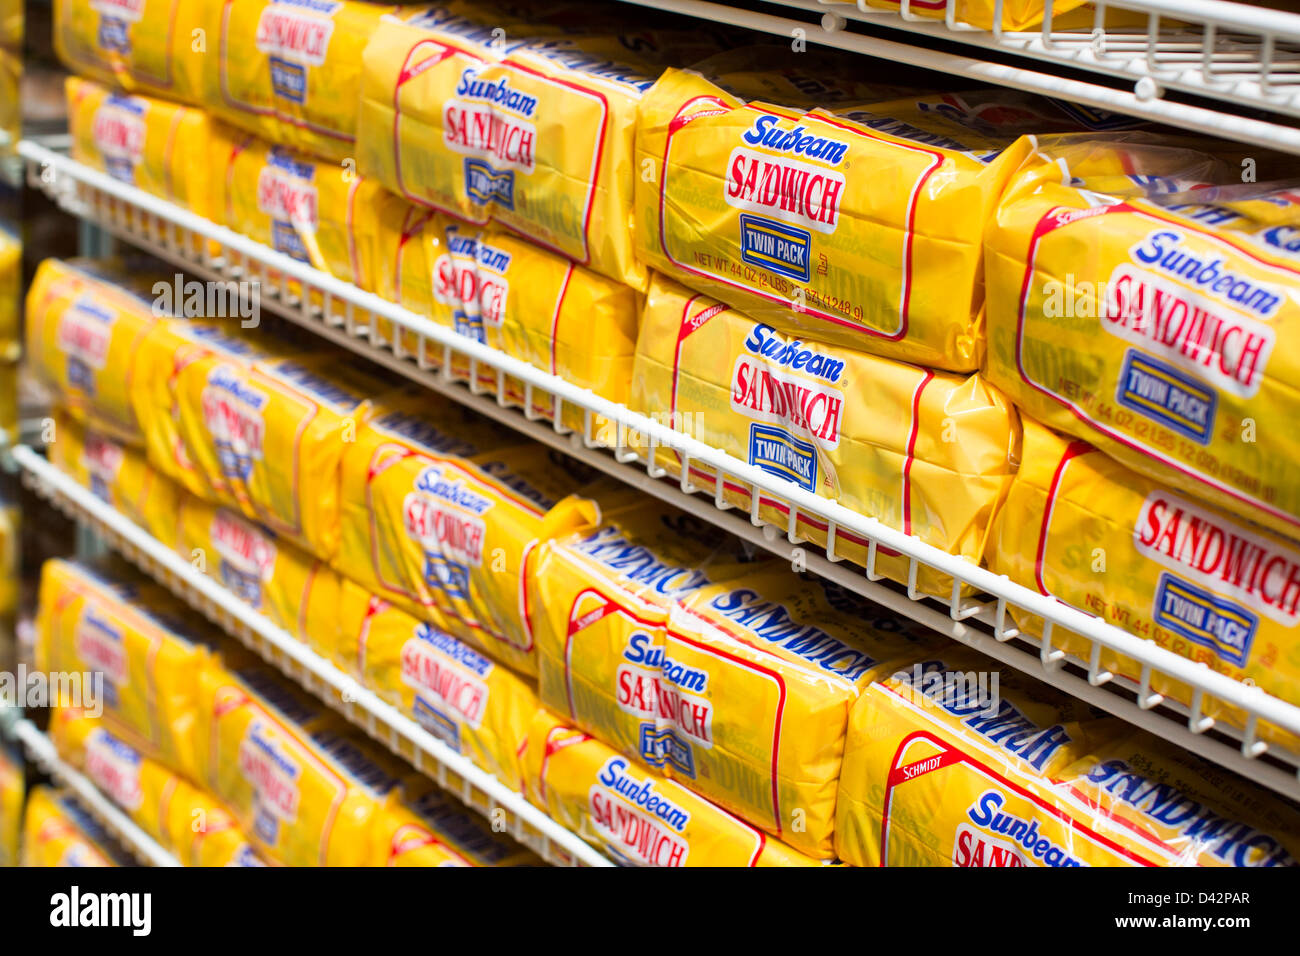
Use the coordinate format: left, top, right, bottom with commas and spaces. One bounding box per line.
616, 0, 1300, 154
11, 446, 612, 868
8, 717, 181, 867
18, 140, 1300, 804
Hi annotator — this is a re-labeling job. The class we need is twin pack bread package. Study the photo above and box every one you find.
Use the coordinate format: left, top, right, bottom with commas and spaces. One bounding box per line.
358, 3, 730, 289
633, 273, 1021, 596
531, 497, 938, 858
54, 0, 204, 104
336, 390, 602, 676
366, 196, 641, 421
985, 135, 1300, 539
67, 75, 222, 253
34, 558, 219, 781
633, 73, 1142, 369
334, 577, 540, 790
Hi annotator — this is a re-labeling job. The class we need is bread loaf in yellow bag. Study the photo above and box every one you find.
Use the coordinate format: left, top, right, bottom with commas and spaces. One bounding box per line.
131, 318, 279, 504
35, 558, 217, 780
366, 196, 641, 429
836, 649, 1300, 866
51, 707, 268, 867
27, 257, 173, 445
202, 0, 397, 163
336, 577, 538, 790
533, 495, 932, 857
522, 710, 820, 866
192, 657, 409, 866
214, 128, 378, 289
634, 273, 1021, 594
171, 491, 341, 658
985, 135, 1300, 538
22, 786, 132, 867
67, 75, 221, 251
161, 325, 394, 561
336, 392, 601, 676
637, 79, 1089, 368
990, 415, 1300, 754
54, 0, 203, 103
358, 4, 697, 288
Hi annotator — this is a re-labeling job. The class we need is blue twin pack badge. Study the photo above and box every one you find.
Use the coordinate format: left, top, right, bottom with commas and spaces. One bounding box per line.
97, 18, 131, 54
1153, 571, 1257, 667
270, 57, 308, 103
638, 723, 696, 779
739, 214, 811, 282
749, 423, 817, 491
413, 696, 462, 751
464, 159, 515, 209
1116, 348, 1218, 445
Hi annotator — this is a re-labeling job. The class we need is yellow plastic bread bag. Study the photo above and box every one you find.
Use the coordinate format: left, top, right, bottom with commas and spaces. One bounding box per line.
53, 0, 203, 104
336, 577, 538, 790
375, 782, 541, 866
35, 557, 217, 781
131, 318, 276, 503
366, 197, 641, 429
991, 415, 1300, 755
202, 0, 397, 163
192, 658, 408, 866
51, 707, 269, 867
0, 742, 21, 867
22, 786, 131, 867
358, 5, 659, 288
26, 257, 173, 445
336, 391, 600, 676
67, 75, 221, 251
985, 136, 1300, 538
163, 327, 393, 561
836, 649, 1300, 866
48, 410, 182, 544
634, 77, 1086, 369
522, 710, 819, 866
171, 491, 341, 657
634, 273, 1021, 595
214, 127, 379, 290
835, 648, 1125, 867
0, 228, 19, 357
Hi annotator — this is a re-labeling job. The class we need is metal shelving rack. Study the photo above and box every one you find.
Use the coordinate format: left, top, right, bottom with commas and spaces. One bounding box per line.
15, 139, 1300, 805
7, 717, 180, 867
12, 446, 612, 868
